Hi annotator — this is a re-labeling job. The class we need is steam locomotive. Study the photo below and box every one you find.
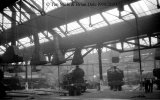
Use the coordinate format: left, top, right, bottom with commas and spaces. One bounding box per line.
107, 66, 124, 91
61, 66, 87, 96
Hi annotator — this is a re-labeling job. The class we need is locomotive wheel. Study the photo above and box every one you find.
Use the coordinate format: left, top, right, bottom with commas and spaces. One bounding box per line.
74, 90, 77, 96
69, 87, 78, 96
76, 88, 81, 95
118, 85, 122, 91
110, 85, 113, 90
81, 87, 86, 93
69, 87, 73, 96
69, 89, 73, 96
69, 87, 81, 96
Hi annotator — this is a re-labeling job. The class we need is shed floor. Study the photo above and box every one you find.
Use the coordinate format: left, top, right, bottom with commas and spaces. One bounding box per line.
1, 85, 160, 100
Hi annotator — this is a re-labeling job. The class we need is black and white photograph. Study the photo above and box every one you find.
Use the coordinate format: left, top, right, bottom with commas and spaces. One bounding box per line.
0, 0, 160, 100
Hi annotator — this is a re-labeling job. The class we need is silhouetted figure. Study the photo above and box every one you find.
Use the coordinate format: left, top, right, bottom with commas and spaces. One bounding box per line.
149, 78, 153, 93
144, 78, 149, 93
0, 69, 6, 98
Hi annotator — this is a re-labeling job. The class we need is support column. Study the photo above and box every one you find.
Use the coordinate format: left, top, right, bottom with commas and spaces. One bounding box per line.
11, 7, 17, 45
32, 26, 40, 61
30, 15, 39, 89
148, 34, 152, 47
31, 14, 40, 58
25, 61, 28, 90
97, 44, 103, 91
25, 61, 28, 82
158, 35, 160, 67
58, 65, 60, 90
48, 53, 52, 63
135, 17, 143, 88
134, 39, 142, 84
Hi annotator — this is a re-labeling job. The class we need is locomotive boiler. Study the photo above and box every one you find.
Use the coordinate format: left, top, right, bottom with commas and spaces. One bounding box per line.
107, 66, 124, 91
61, 66, 87, 96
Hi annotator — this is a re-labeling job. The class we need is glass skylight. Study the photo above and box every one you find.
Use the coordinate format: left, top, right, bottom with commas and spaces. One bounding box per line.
102, 47, 107, 53
65, 51, 74, 58
79, 14, 108, 31
38, 32, 49, 43
8, 42, 11, 46
151, 37, 158, 45
115, 41, 137, 50
17, 41, 24, 49
1, 14, 11, 29
0, 50, 4, 55
120, 5, 135, 20
60, 21, 85, 36
43, 30, 54, 40
15, 10, 28, 23
140, 38, 150, 46
23, 0, 41, 15
79, 17, 93, 31
3, 7, 28, 25
143, 0, 160, 14
0, 0, 75, 33
53, 27, 66, 38
81, 49, 87, 55
102, 8, 123, 25
131, 0, 152, 17
3, 8, 12, 17
90, 14, 108, 29
123, 43, 130, 49
31, 0, 43, 8
90, 49, 97, 54
14, 4, 30, 23
0, 46, 6, 51
0, 0, 160, 51
116, 43, 122, 50
19, 37, 34, 48
106, 44, 112, 51
128, 40, 135, 43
